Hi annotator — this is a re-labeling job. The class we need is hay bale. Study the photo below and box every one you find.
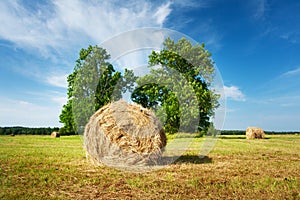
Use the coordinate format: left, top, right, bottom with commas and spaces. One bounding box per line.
246, 127, 265, 139
84, 100, 166, 169
51, 131, 60, 138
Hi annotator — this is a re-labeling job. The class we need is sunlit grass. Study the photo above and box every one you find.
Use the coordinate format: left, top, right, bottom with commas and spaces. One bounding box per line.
0, 134, 299, 199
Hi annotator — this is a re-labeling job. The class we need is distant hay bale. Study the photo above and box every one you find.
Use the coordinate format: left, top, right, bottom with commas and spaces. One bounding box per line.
51, 131, 60, 138
246, 127, 265, 139
84, 100, 166, 169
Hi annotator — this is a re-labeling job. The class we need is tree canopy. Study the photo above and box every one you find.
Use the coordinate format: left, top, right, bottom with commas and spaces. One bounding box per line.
132, 37, 219, 133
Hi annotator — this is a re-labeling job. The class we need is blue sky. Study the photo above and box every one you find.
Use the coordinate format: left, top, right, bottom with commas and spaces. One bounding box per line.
0, 0, 299, 131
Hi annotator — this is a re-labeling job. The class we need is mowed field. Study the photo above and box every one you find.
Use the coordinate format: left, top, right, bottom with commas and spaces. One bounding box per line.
0, 134, 299, 199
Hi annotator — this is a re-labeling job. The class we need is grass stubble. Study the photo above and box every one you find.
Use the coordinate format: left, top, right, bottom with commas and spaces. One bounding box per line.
0, 134, 299, 199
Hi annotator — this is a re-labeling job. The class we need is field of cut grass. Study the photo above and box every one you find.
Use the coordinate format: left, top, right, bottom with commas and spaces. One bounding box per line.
0, 134, 299, 199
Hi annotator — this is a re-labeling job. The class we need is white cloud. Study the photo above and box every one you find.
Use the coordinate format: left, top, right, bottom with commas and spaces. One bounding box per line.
101, 28, 166, 61
224, 85, 246, 101
22, 90, 67, 106
153, 2, 172, 26
281, 67, 300, 77
46, 74, 68, 88
18, 101, 31, 105
51, 96, 67, 107
171, 0, 210, 8
0, 0, 173, 55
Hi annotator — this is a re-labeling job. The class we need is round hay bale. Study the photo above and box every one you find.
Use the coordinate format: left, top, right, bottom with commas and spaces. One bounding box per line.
84, 100, 166, 169
246, 127, 265, 139
51, 131, 60, 138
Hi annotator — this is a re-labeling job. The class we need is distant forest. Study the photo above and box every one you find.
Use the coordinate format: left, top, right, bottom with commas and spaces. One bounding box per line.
0, 127, 298, 136
220, 130, 299, 135
0, 127, 59, 135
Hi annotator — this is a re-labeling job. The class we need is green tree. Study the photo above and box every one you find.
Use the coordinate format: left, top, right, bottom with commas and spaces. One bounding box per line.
132, 37, 219, 134
59, 100, 76, 135
95, 64, 121, 110
59, 45, 137, 134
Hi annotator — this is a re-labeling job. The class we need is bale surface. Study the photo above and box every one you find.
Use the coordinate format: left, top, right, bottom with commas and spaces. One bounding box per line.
51, 131, 60, 138
246, 127, 265, 139
84, 100, 166, 169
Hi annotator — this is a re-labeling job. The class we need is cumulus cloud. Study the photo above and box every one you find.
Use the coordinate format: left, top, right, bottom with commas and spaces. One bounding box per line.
224, 85, 246, 101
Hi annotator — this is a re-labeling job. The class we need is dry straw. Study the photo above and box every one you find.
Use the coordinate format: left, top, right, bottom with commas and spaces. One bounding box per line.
84, 100, 167, 170
246, 127, 265, 139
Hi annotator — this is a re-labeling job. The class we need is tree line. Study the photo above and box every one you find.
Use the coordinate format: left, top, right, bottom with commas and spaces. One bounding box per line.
221, 130, 299, 135
0, 127, 59, 135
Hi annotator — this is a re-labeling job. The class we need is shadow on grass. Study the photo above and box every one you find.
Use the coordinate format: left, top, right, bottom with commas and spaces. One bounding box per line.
175, 155, 212, 164
160, 155, 212, 165
219, 136, 246, 139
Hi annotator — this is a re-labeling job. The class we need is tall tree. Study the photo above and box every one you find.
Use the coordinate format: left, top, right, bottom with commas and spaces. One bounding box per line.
60, 45, 137, 134
132, 37, 219, 134
72, 45, 116, 132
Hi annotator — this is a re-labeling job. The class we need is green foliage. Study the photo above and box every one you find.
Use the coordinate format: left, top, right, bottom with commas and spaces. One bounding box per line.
132, 37, 219, 134
132, 83, 181, 133
95, 64, 121, 110
73, 45, 115, 132
59, 45, 137, 134
59, 100, 76, 135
